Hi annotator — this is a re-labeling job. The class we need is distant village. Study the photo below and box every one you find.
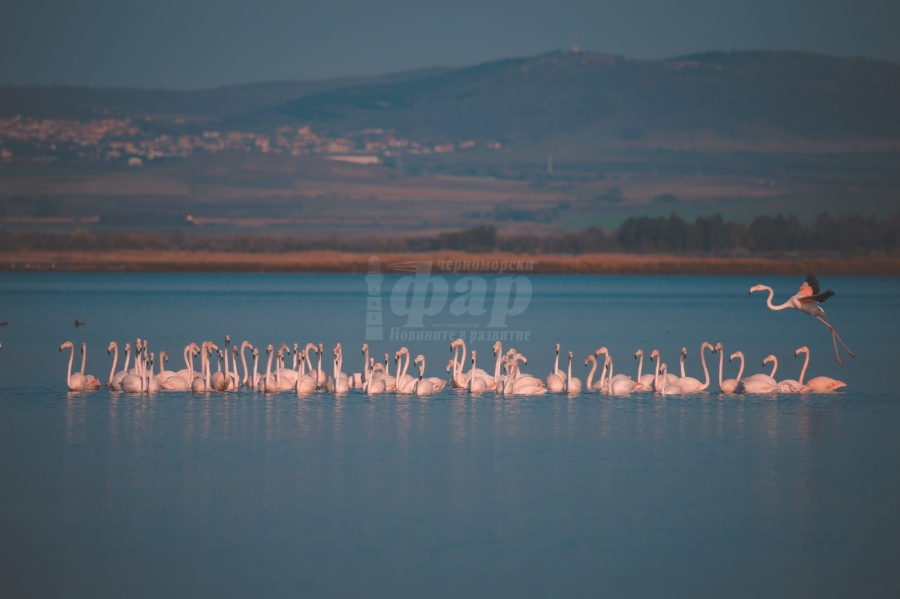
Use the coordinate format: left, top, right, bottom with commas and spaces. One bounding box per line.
0, 116, 502, 166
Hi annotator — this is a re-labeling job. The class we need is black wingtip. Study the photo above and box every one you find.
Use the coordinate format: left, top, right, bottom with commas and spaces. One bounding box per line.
804, 274, 821, 296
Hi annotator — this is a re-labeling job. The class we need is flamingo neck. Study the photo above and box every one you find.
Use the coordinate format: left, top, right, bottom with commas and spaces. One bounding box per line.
108, 344, 118, 385
241, 346, 249, 385
66, 345, 75, 386
798, 351, 809, 385
717, 349, 724, 387
769, 358, 778, 378
636, 353, 643, 380
554, 350, 560, 376
735, 355, 745, 382
653, 355, 660, 388
761, 286, 791, 311
699, 345, 711, 390
586, 357, 597, 388
80, 345, 87, 375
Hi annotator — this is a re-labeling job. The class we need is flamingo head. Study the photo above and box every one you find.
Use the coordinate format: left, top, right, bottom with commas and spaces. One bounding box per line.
224, 335, 230, 346
568, 351, 574, 359
595, 347, 608, 357
714, 342, 723, 353
362, 343, 368, 355
795, 346, 809, 356
107, 341, 116, 354
660, 363, 668, 374
232, 346, 238, 357
681, 347, 687, 358
763, 355, 776, 365
471, 350, 477, 363
585, 355, 595, 367
749, 284, 766, 294
59, 341, 72, 352
493, 341, 502, 355
252, 348, 259, 359
266, 344, 273, 355
160, 351, 168, 363
556, 343, 561, 352
634, 349, 643, 359
80, 342, 86, 354
190, 343, 200, 355
414, 354, 424, 366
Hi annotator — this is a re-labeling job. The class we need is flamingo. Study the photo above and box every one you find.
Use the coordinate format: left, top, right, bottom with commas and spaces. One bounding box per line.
658, 364, 683, 395
238, 341, 253, 387
467, 351, 488, 394
606, 357, 635, 394
738, 356, 778, 394
795, 346, 846, 392
394, 348, 418, 393
77, 343, 101, 390
595, 348, 633, 389
295, 350, 318, 394
584, 354, 607, 391
672, 343, 714, 392
257, 345, 278, 393
412, 355, 435, 395
545, 343, 565, 392
750, 274, 855, 366
106, 341, 130, 389
649, 350, 679, 390
60, 341, 87, 391
496, 356, 545, 395
381, 353, 397, 391
325, 348, 349, 394
633, 349, 655, 391
713, 343, 742, 394
564, 351, 582, 394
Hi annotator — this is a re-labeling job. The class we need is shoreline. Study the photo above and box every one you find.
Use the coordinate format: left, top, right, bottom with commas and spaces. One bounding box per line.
2, 250, 899, 275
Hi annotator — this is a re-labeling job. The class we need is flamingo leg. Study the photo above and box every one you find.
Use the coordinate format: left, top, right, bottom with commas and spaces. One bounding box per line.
816, 316, 855, 366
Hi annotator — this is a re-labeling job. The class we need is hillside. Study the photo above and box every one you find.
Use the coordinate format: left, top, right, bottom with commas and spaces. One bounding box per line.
0, 67, 454, 122
267, 50, 900, 151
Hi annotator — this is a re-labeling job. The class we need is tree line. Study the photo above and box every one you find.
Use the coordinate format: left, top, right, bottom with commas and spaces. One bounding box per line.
2, 211, 898, 255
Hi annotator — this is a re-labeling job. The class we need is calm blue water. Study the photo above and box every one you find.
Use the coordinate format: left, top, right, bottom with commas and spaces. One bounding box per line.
1, 273, 898, 597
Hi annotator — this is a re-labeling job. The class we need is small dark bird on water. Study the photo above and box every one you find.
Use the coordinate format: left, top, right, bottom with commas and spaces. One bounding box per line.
0, 321, 8, 327
75, 320, 86, 327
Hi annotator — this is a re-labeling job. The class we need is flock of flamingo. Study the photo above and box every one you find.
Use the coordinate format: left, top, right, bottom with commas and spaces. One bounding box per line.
55, 275, 852, 396
59, 337, 846, 396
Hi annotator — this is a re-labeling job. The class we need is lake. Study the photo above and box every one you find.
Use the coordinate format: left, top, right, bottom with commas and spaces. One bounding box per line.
1, 272, 898, 597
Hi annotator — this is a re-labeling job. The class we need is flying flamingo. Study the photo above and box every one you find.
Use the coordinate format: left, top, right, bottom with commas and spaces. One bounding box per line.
795, 346, 846, 392
750, 274, 855, 365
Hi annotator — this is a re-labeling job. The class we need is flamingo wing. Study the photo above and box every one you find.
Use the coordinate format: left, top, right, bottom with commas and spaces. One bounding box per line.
797, 290, 834, 304
802, 274, 821, 295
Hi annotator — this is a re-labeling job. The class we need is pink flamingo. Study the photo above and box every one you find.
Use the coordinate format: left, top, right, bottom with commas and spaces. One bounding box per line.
750, 274, 854, 365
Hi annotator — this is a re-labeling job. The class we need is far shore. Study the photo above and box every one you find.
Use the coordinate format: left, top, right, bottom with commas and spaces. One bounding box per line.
2, 250, 899, 275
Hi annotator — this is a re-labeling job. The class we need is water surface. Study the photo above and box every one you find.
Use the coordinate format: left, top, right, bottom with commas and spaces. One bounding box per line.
1, 274, 898, 597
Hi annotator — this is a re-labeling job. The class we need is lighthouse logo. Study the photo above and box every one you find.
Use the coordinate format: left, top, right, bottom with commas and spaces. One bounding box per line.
364, 255, 533, 343
364, 256, 384, 340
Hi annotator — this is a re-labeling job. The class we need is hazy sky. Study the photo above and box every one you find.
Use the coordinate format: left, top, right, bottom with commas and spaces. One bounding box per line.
1, 0, 897, 88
